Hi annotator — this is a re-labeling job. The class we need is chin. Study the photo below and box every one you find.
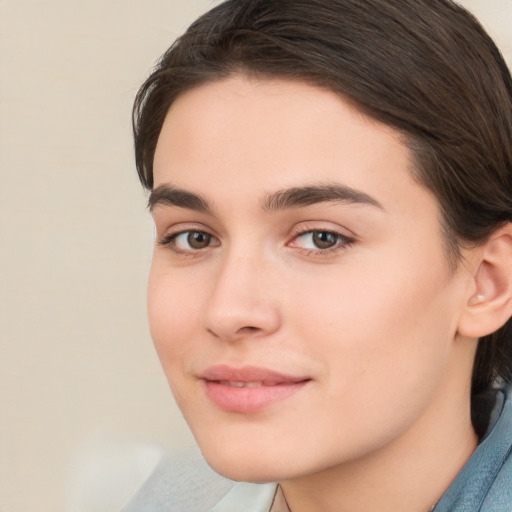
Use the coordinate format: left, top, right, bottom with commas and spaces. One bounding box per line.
199, 443, 292, 483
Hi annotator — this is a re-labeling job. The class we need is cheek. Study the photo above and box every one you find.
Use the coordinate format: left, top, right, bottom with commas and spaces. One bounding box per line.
288, 253, 457, 397
147, 263, 202, 369
278, 266, 459, 460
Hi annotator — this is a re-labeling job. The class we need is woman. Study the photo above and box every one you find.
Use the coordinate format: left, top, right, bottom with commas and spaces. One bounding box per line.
126, 0, 512, 510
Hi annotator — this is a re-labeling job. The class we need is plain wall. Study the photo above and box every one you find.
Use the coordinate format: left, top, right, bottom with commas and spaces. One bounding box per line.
0, 1, 511, 511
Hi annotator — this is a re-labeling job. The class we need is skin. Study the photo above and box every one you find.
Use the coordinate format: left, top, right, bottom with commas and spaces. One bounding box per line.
148, 75, 480, 512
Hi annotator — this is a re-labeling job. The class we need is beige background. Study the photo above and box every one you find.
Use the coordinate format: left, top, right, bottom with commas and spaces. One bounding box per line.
0, 1, 511, 511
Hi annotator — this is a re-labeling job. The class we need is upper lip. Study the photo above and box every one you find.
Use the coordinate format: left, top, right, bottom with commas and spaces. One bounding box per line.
200, 365, 310, 386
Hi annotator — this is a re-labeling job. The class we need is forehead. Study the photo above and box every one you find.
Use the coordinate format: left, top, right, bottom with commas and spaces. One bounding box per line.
152, 75, 434, 219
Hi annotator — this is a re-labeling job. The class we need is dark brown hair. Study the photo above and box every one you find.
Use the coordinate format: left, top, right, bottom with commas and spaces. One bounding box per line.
133, 0, 512, 397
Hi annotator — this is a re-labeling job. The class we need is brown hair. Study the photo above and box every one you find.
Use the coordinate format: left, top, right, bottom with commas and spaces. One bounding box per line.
133, 0, 512, 397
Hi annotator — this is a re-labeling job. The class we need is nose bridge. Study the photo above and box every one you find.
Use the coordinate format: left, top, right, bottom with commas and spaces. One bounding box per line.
202, 243, 280, 340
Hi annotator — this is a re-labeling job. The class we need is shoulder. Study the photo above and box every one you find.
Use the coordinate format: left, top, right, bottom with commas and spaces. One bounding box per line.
121, 447, 236, 512
478, 384, 512, 511
434, 383, 512, 512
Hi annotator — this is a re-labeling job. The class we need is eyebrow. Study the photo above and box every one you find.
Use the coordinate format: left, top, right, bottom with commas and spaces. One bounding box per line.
148, 182, 383, 214
262, 183, 383, 211
148, 185, 212, 213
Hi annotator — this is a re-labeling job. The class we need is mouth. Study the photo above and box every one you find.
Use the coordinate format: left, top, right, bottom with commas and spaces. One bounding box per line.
200, 365, 311, 414
217, 381, 273, 388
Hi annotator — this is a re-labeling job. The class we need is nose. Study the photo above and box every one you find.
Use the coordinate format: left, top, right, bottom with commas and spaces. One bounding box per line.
202, 250, 281, 342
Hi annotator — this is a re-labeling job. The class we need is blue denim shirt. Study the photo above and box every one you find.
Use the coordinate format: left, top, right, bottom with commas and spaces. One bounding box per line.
433, 384, 512, 511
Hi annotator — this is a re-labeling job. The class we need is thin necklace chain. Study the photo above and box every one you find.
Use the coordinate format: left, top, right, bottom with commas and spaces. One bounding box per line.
277, 485, 439, 512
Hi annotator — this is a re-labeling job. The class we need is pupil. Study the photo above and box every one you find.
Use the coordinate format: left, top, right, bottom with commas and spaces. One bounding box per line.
188, 231, 210, 249
313, 231, 337, 249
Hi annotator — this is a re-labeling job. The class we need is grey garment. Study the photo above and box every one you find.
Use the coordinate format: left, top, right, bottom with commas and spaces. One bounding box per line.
121, 447, 236, 512
123, 384, 512, 511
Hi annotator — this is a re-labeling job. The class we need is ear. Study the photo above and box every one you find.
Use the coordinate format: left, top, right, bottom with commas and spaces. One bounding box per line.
458, 224, 512, 338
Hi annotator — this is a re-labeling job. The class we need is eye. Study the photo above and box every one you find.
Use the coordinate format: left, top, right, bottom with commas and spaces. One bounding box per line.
290, 229, 354, 252
307, 231, 338, 249
177, 231, 213, 250
159, 230, 219, 253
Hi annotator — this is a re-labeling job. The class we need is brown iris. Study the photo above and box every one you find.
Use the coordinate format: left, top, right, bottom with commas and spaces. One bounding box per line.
187, 231, 212, 249
312, 231, 338, 249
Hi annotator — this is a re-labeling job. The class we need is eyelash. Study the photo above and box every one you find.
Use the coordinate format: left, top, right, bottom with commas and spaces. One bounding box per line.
158, 230, 218, 257
289, 229, 355, 257
157, 228, 355, 258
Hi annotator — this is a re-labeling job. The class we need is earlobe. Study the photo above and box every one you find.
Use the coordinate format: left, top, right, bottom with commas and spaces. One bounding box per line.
458, 225, 512, 339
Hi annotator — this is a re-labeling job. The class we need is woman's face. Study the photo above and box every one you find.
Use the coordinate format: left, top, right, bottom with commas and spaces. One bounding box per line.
149, 76, 474, 482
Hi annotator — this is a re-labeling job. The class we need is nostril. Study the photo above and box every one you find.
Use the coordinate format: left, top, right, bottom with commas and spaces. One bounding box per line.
239, 326, 259, 333
207, 325, 260, 339
203, 298, 281, 340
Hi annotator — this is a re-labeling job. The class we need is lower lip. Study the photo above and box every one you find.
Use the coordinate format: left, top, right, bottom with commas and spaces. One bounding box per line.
203, 380, 310, 414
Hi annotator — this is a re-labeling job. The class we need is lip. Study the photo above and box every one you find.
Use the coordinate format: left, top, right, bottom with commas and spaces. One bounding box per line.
200, 365, 311, 414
